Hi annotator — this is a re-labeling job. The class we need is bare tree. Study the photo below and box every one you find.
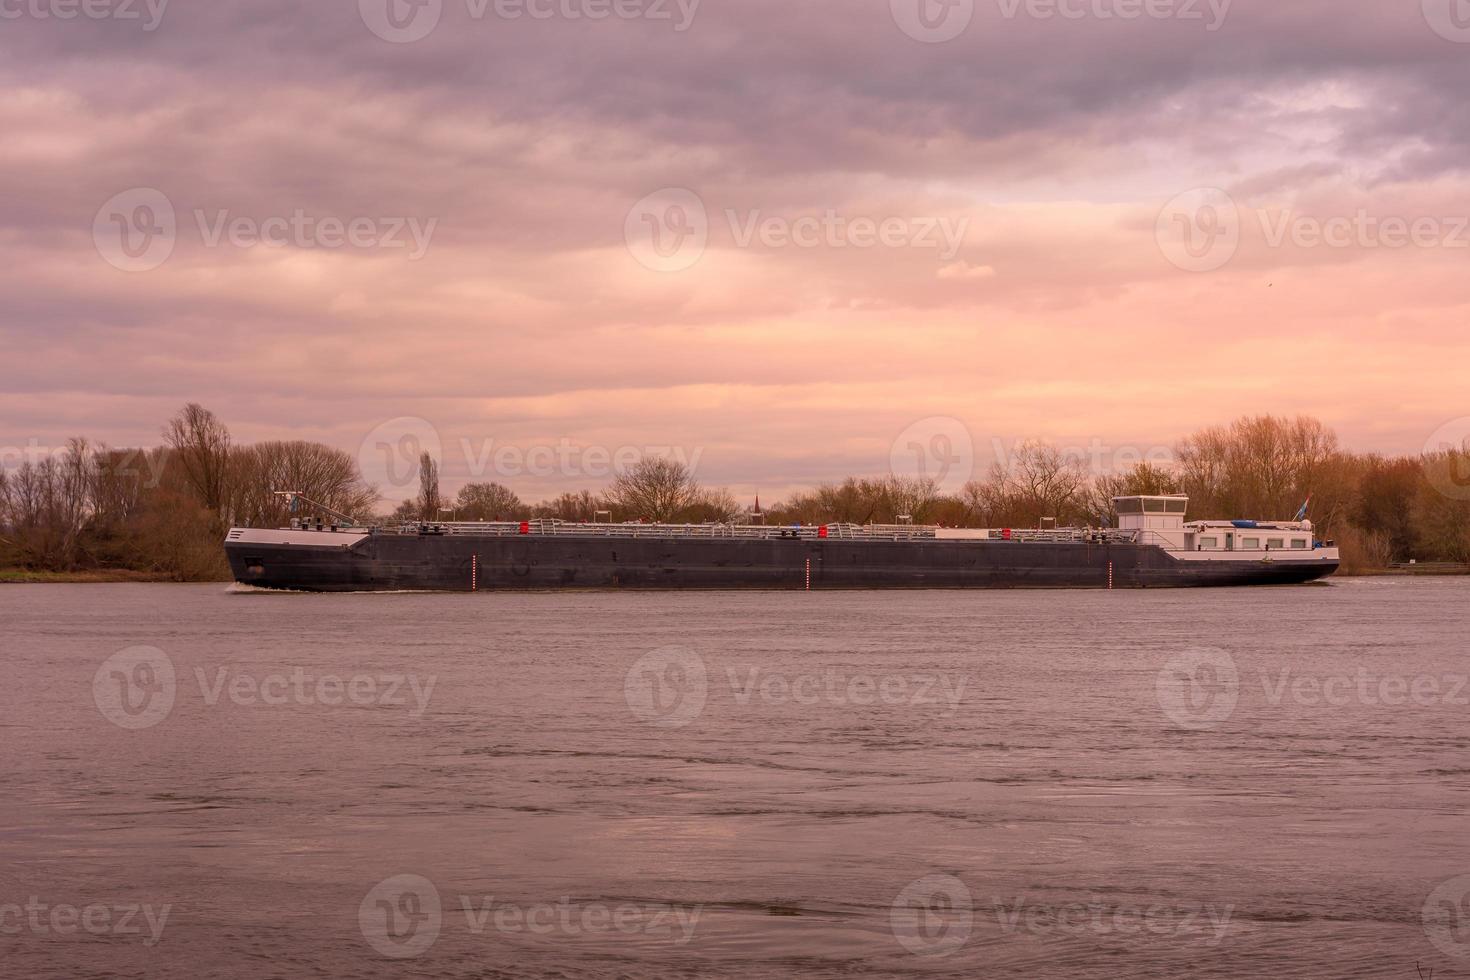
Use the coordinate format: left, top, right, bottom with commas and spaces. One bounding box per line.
163, 404, 232, 513
455, 482, 526, 521
532, 490, 605, 522
606, 456, 699, 522
680, 487, 743, 524
983, 440, 1089, 526
416, 452, 441, 521
230, 441, 378, 527
1086, 461, 1180, 525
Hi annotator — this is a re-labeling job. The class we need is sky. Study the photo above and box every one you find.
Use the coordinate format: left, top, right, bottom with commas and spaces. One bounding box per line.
2, 0, 1469, 503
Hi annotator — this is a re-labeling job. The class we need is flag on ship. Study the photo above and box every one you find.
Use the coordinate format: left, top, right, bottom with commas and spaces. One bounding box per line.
1294, 495, 1312, 521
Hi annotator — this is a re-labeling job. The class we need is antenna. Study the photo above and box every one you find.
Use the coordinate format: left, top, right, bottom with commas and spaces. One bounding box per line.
272, 490, 358, 526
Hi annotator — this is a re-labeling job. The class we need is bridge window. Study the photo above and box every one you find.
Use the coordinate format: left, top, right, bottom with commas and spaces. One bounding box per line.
1165, 499, 1188, 514
1114, 498, 1144, 514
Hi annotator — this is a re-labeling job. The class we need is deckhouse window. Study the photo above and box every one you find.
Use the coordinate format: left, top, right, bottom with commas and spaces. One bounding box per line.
1242, 537, 1261, 549
1267, 538, 1284, 550
1199, 536, 1219, 549
1291, 539, 1309, 549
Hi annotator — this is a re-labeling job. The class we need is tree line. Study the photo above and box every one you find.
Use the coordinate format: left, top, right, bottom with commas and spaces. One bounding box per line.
2, 406, 1467, 579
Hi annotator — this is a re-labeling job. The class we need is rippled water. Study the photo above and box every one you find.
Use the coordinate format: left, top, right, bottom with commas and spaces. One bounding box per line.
3, 578, 1469, 978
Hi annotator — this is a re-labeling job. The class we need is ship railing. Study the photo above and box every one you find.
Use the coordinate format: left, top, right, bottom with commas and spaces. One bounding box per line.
983, 527, 1140, 544
375, 520, 940, 541
371, 520, 1147, 544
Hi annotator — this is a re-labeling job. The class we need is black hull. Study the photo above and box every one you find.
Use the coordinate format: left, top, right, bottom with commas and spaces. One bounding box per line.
225, 531, 1338, 592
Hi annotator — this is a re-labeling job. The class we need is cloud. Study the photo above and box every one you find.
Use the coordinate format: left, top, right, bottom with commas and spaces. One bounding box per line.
1, 0, 1468, 499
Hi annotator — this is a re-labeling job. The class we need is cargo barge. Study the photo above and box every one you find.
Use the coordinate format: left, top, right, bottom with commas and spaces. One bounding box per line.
224, 494, 1339, 591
